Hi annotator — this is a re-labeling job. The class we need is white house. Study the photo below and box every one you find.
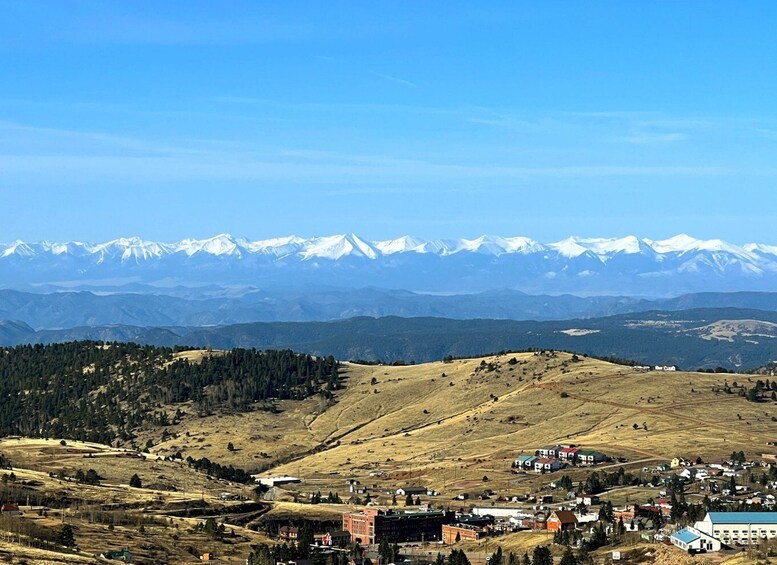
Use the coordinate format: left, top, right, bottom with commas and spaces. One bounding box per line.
538, 445, 561, 458
576, 494, 600, 506
670, 526, 721, 553
576, 450, 606, 465
694, 512, 777, 546
680, 468, 710, 481
534, 458, 564, 473
655, 365, 677, 372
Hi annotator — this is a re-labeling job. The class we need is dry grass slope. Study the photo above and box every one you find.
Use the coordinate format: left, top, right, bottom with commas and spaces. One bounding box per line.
256, 352, 776, 496
2, 351, 774, 563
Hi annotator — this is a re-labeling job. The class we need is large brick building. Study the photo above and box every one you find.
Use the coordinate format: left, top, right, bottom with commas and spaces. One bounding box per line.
441, 524, 488, 544
342, 508, 454, 544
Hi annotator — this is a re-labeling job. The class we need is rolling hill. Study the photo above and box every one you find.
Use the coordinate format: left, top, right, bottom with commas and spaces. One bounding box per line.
1, 345, 774, 564
3, 307, 777, 370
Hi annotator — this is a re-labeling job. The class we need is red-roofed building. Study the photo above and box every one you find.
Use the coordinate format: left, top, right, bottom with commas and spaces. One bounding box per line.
559, 447, 580, 461
534, 458, 564, 473
0, 504, 21, 517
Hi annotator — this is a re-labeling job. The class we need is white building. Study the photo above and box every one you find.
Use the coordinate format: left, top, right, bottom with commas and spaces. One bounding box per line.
472, 506, 524, 519
538, 445, 561, 458
575, 494, 600, 506
694, 512, 777, 546
670, 526, 721, 552
254, 476, 301, 487
680, 468, 710, 481
534, 458, 564, 473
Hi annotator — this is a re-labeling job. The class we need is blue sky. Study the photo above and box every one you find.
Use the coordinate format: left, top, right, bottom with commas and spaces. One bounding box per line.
1, 1, 776, 243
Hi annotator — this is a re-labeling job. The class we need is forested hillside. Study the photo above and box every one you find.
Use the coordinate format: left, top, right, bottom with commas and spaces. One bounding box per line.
0, 342, 339, 444
4, 308, 777, 369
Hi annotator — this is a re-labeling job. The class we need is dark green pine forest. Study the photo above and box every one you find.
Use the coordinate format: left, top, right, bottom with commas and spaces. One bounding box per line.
0, 341, 339, 444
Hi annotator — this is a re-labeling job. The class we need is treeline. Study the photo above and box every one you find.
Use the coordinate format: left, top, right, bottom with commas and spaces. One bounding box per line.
185, 456, 253, 484
0, 341, 339, 443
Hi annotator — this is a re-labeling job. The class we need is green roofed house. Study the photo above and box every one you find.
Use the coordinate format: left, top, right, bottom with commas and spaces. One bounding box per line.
514, 455, 537, 470
100, 549, 132, 561
576, 450, 606, 465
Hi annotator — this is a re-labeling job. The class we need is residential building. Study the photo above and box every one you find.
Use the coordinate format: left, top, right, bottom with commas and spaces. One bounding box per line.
534, 458, 564, 473
559, 447, 580, 461
342, 508, 454, 544
576, 494, 600, 506
576, 450, 605, 465
514, 455, 537, 470
538, 445, 561, 458
680, 468, 710, 481
279, 526, 299, 541
546, 510, 577, 533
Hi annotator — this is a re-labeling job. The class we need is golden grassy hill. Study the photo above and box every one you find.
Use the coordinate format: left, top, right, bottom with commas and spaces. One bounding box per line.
136, 350, 777, 500
1, 350, 774, 564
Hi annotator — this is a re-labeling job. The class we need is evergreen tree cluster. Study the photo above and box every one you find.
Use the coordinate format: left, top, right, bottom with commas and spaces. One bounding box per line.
185, 456, 253, 483
247, 538, 342, 565
310, 490, 342, 504
0, 341, 339, 443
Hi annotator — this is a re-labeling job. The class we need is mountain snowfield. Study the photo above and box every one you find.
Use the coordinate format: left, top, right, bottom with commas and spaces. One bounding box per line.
2, 233, 777, 295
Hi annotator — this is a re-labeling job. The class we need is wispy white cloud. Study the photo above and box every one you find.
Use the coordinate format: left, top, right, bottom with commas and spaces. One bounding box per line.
366, 70, 418, 88
611, 131, 689, 144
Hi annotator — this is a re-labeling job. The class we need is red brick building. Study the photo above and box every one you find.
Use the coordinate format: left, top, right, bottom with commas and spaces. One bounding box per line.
343, 508, 454, 544
441, 524, 488, 544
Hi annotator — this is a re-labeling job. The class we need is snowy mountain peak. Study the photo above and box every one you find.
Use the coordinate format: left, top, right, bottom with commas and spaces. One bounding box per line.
500, 236, 545, 254
374, 235, 428, 255
301, 233, 378, 260
0, 233, 773, 267
745, 243, 777, 257
548, 237, 593, 258
647, 233, 704, 253
176, 234, 241, 257
1, 233, 776, 294
1, 240, 36, 258
579, 235, 647, 256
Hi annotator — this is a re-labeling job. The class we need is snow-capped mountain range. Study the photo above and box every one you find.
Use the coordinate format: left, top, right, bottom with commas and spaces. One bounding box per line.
2, 233, 777, 295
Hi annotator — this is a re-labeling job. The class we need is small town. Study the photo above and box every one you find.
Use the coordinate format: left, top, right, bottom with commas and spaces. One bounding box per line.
233, 447, 777, 564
